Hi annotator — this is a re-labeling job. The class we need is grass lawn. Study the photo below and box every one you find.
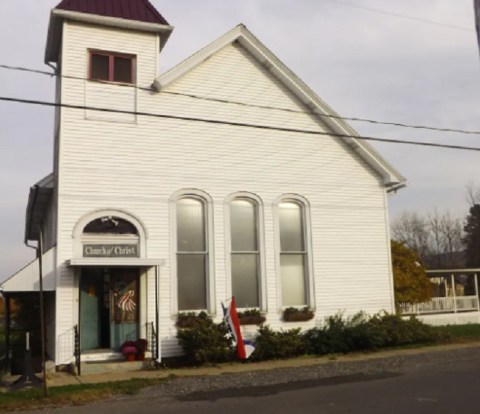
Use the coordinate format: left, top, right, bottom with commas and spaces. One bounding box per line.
0, 377, 170, 412
432, 323, 480, 341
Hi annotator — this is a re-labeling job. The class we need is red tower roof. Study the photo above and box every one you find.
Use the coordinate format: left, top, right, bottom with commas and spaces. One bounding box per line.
55, 0, 169, 25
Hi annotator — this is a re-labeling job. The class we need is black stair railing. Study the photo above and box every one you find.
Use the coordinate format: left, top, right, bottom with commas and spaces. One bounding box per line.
73, 325, 81, 376
148, 322, 158, 362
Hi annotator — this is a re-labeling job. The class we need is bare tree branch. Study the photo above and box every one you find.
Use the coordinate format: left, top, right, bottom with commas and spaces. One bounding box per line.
466, 182, 480, 207
392, 210, 464, 268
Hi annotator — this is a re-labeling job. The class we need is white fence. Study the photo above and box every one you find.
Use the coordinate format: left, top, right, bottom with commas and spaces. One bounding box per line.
401, 295, 479, 315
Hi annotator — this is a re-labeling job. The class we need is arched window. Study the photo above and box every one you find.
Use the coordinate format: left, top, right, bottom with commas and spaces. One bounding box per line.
229, 198, 261, 308
83, 216, 138, 234
278, 200, 309, 306
176, 196, 208, 310
72, 210, 147, 260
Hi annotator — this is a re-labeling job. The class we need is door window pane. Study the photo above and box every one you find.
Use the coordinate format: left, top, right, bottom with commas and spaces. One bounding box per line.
280, 254, 306, 306
232, 254, 259, 308
177, 198, 206, 252
177, 254, 207, 310
230, 199, 257, 251
279, 202, 305, 251
110, 269, 139, 349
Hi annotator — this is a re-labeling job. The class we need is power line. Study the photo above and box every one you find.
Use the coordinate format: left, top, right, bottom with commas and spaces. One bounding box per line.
325, 0, 473, 32
1, 95, 480, 152
159, 90, 480, 135
1, 63, 479, 136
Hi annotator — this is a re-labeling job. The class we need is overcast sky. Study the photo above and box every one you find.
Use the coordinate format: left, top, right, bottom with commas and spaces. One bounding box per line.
0, 0, 478, 280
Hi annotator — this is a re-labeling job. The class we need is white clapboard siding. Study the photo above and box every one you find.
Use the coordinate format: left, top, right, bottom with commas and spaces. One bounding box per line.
85, 82, 137, 123
53, 23, 395, 361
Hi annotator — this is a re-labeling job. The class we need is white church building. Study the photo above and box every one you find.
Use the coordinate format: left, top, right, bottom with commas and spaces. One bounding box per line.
1, 0, 405, 370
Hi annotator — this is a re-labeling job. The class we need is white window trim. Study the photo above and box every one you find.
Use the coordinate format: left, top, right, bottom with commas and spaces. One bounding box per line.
273, 194, 315, 311
224, 192, 267, 312
170, 189, 216, 315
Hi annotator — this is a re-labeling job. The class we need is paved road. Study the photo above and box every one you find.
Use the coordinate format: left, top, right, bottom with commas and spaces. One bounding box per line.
18, 347, 480, 413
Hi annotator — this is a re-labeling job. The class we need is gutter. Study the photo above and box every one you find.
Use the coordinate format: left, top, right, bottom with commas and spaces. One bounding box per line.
386, 182, 407, 194
51, 9, 174, 34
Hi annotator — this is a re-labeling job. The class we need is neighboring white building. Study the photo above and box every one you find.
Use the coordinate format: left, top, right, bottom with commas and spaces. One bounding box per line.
1, 0, 405, 369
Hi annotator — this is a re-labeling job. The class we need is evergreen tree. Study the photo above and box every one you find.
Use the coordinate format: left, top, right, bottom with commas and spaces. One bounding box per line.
463, 204, 480, 267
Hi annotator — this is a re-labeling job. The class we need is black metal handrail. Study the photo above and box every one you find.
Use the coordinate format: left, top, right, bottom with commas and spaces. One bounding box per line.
73, 325, 81, 376
147, 322, 158, 362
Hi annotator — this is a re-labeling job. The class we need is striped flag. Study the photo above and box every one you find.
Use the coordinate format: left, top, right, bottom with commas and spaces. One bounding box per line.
222, 297, 255, 359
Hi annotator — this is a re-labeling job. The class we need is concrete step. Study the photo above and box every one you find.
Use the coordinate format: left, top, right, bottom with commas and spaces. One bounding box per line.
80, 359, 151, 375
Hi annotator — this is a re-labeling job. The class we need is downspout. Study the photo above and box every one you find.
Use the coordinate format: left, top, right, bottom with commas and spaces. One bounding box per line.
38, 228, 48, 396
23, 185, 48, 395
155, 266, 159, 362
3, 292, 11, 374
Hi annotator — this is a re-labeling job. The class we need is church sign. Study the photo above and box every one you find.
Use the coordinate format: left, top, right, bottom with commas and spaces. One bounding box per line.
83, 244, 139, 258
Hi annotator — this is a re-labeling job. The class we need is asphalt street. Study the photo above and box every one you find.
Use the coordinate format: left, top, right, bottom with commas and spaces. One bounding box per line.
16, 346, 480, 414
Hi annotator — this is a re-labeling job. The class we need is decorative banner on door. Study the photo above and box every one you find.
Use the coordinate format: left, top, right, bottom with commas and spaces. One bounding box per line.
83, 244, 139, 258
112, 273, 138, 324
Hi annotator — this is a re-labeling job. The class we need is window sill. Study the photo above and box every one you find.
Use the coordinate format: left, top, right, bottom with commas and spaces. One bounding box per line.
88, 78, 136, 87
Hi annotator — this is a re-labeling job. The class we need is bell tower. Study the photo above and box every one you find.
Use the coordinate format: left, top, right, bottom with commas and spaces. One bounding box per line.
42, 0, 173, 365
45, 0, 172, 64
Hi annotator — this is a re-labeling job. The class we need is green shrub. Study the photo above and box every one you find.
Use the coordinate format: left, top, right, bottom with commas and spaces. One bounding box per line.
251, 325, 306, 361
305, 314, 346, 354
304, 312, 443, 356
303, 327, 333, 355
176, 310, 446, 365
379, 314, 443, 346
344, 313, 387, 351
176, 313, 233, 364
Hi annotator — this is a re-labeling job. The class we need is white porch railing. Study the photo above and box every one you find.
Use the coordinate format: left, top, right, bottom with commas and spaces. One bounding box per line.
401, 295, 479, 315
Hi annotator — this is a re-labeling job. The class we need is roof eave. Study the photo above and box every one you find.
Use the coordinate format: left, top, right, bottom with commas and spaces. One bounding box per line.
45, 9, 174, 63
24, 174, 54, 242
25, 186, 53, 242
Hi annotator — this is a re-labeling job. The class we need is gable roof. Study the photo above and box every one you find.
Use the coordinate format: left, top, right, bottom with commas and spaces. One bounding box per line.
0, 247, 56, 293
55, 0, 169, 25
154, 25, 406, 192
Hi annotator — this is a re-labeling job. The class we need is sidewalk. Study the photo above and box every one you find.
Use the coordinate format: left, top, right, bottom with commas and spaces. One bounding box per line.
37, 341, 480, 387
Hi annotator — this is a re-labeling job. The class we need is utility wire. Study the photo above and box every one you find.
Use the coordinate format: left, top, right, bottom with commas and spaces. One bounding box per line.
324, 0, 473, 32
1, 63, 479, 136
160, 90, 480, 135
1, 95, 480, 152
